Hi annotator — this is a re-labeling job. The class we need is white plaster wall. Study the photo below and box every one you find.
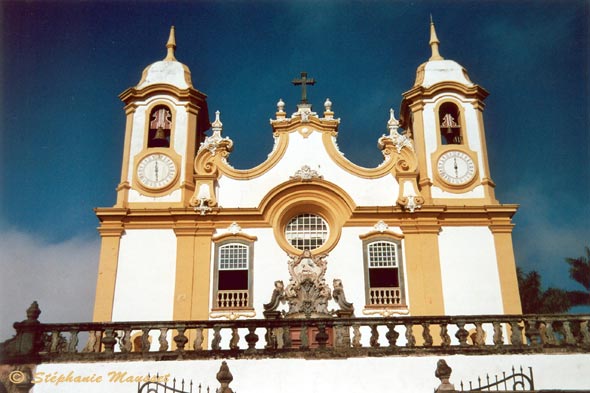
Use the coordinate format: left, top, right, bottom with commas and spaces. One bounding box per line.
32, 354, 590, 393
127, 95, 188, 203
217, 131, 399, 208
423, 94, 486, 199
223, 226, 392, 319
438, 227, 504, 315
111, 229, 177, 321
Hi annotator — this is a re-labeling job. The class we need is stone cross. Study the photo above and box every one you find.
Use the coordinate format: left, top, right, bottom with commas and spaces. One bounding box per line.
292, 72, 316, 104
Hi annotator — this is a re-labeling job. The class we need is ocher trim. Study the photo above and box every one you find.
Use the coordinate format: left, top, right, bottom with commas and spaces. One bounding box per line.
194, 132, 289, 180
491, 230, 523, 314
92, 226, 124, 322
212, 232, 258, 243
259, 180, 355, 254
359, 230, 404, 241
402, 231, 445, 315
322, 133, 397, 179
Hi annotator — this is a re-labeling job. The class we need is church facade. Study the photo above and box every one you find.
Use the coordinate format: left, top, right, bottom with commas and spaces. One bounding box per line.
93, 22, 521, 327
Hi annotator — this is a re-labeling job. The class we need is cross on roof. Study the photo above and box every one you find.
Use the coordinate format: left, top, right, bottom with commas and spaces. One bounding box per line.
292, 72, 316, 105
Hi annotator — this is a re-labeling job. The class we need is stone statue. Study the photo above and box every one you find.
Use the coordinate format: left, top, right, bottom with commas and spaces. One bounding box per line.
332, 279, 354, 314
263, 280, 285, 312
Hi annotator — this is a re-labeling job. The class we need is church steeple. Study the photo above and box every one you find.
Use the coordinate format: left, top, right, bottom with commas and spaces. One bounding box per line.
164, 26, 177, 61
429, 16, 444, 61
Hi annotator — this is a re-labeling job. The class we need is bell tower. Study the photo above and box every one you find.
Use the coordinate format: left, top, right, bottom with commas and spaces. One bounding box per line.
400, 18, 496, 205
115, 26, 209, 207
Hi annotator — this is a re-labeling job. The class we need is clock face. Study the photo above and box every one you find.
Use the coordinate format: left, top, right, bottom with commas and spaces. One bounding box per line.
136, 154, 177, 189
437, 151, 476, 186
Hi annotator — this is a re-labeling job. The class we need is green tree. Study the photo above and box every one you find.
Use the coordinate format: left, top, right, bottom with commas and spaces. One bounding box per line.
565, 246, 590, 307
517, 268, 571, 313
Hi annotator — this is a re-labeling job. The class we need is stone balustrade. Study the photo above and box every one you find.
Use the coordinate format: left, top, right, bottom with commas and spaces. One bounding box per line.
1, 303, 589, 364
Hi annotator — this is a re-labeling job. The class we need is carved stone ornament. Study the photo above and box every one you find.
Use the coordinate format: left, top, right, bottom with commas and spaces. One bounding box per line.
227, 222, 242, 234
373, 220, 389, 233
199, 110, 233, 156
290, 165, 323, 181
285, 250, 332, 318
381, 108, 414, 153
404, 195, 422, 213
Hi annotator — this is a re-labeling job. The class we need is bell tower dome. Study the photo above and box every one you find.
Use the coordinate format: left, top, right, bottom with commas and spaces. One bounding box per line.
400, 18, 495, 204
115, 26, 209, 207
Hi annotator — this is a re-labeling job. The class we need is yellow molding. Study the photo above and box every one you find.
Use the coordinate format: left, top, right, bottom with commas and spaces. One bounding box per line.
212, 232, 258, 243
322, 133, 398, 179
359, 230, 404, 241
119, 83, 207, 105
194, 132, 289, 180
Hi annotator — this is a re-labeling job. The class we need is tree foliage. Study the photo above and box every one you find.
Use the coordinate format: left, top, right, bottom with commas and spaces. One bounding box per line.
517, 268, 571, 313
565, 246, 590, 307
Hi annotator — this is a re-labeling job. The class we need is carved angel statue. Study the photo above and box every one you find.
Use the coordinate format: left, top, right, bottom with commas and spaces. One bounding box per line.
332, 279, 354, 313
263, 280, 285, 312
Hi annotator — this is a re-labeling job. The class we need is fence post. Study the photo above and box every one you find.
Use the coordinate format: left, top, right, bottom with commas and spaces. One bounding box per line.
435, 359, 457, 392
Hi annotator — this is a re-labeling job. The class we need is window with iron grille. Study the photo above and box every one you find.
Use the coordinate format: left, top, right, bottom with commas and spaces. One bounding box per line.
285, 213, 329, 251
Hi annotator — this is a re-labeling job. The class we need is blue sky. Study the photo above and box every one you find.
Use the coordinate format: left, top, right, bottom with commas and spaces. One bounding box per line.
0, 1, 588, 339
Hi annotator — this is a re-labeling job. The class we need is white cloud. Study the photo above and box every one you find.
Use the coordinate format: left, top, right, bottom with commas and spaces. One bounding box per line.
0, 230, 100, 341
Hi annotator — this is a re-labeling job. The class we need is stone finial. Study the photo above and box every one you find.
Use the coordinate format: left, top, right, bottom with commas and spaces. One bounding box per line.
212, 110, 223, 135
435, 359, 455, 392
164, 26, 177, 61
324, 98, 332, 112
387, 108, 400, 136
216, 361, 234, 393
26, 301, 41, 322
429, 16, 444, 61
277, 98, 285, 113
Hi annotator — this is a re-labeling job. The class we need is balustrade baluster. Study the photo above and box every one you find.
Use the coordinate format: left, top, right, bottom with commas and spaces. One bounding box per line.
580, 320, 590, 347
67, 330, 79, 353
174, 327, 188, 351
119, 329, 131, 352
455, 322, 469, 346
82, 330, 101, 353
230, 327, 240, 350
540, 320, 556, 345
492, 322, 503, 347
525, 319, 541, 346
422, 323, 433, 347
300, 325, 309, 349
283, 326, 292, 349
370, 324, 380, 348
386, 324, 399, 348
509, 321, 523, 346
212, 327, 222, 350
440, 324, 451, 347
316, 323, 329, 348
159, 328, 169, 351
473, 322, 484, 346
193, 328, 204, 351
352, 324, 362, 348
245, 327, 258, 351
562, 321, 576, 345
141, 328, 150, 353
101, 329, 117, 354
264, 326, 276, 349
50, 331, 59, 353
404, 323, 416, 348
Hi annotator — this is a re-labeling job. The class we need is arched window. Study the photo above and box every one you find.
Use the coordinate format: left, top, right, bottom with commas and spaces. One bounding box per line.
147, 105, 172, 148
438, 102, 462, 145
213, 241, 253, 309
363, 239, 405, 307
